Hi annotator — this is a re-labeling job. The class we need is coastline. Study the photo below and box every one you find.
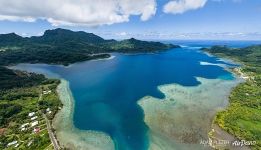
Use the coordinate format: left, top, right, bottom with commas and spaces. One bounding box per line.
90, 55, 116, 61
138, 76, 242, 150
6, 47, 252, 149
202, 52, 252, 149
207, 67, 251, 150
52, 50, 246, 150
136, 49, 246, 149
6, 57, 118, 150
53, 79, 115, 150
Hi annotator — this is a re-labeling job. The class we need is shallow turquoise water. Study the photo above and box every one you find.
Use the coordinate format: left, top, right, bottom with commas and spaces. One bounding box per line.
11, 47, 237, 150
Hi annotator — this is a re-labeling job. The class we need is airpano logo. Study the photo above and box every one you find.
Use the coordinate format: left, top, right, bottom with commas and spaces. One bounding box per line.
200, 139, 257, 147
232, 140, 256, 147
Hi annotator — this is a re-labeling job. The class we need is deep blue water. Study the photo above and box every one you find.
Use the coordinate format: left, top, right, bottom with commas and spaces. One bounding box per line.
15, 39, 261, 149
12, 46, 240, 150
68, 48, 235, 150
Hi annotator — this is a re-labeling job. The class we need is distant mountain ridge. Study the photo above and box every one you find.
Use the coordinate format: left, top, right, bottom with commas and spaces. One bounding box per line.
31, 28, 108, 45
0, 33, 26, 46
0, 28, 179, 66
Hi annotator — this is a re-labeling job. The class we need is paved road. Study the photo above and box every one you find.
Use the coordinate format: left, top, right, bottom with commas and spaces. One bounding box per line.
38, 89, 60, 150
43, 114, 60, 150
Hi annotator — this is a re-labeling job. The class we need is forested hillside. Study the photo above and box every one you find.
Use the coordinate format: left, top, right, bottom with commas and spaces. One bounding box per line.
0, 28, 179, 66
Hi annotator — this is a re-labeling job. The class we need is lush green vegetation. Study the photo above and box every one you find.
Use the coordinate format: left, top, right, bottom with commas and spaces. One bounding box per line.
105, 38, 176, 53
203, 45, 261, 149
0, 28, 180, 149
0, 66, 46, 90
0, 67, 61, 149
0, 28, 179, 66
203, 45, 261, 73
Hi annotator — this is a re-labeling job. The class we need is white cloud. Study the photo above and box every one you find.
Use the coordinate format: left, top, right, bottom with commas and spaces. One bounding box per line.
117, 32, 128, 36
0, 0, 156, 26
163, 0, 207, 14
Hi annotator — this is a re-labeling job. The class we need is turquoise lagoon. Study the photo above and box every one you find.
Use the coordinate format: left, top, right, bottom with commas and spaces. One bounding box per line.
11, 45, 242, 150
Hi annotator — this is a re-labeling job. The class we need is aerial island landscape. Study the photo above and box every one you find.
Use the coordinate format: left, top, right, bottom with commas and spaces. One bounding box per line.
0, 0, 260, 150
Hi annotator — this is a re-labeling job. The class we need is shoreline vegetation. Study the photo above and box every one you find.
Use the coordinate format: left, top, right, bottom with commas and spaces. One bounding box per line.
202, 45, 261, 149
0, 28, 178, 149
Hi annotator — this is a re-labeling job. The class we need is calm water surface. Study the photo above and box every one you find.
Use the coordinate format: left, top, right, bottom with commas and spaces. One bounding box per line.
12, 46, 240, 150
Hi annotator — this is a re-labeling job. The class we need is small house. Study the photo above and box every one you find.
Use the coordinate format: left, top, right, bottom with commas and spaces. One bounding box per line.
28, 112, 35, 117
31, 116, 38, 120
20, 123, 29, 128
7, 141, 17, 147
34, 127, 40, 133
31, 121, 38, 127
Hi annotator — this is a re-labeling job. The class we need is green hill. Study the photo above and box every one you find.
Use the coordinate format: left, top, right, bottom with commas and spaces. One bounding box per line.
106, 38, 176, 52
31, 28, 107, 45
203, 45, 261, 73
0, 33, 26, 47
0, 66, 46, 90
0, 28, 179, 66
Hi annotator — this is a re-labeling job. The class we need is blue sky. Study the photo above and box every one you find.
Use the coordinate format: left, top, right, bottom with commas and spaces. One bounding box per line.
0, 0, 260, 40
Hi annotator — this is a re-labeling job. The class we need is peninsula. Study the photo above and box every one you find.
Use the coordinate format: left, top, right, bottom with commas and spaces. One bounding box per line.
0, 28, 179, 150
0, 28, 179, 66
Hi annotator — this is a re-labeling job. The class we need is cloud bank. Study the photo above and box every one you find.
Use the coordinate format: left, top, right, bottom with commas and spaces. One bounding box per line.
0, 0, 226, 26
163, 0, 207, 14
0, 0, 156, 26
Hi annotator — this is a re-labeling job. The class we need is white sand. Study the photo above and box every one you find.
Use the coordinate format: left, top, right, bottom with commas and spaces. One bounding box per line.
199, 61, 228, 68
